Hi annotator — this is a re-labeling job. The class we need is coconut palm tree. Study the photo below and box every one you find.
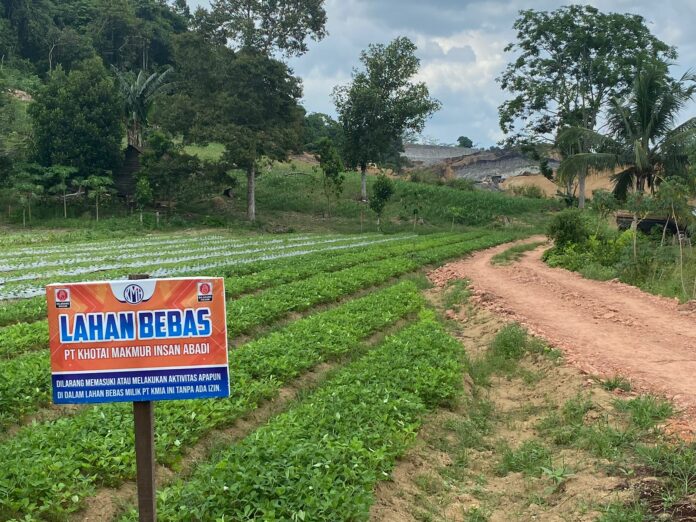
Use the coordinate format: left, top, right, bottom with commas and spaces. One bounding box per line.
113, 67, 174, 151
557, 64, 696, 204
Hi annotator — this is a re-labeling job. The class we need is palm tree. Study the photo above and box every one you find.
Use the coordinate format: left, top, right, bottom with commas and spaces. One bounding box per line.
113, 67, 173, 151
557, 64, 696, 205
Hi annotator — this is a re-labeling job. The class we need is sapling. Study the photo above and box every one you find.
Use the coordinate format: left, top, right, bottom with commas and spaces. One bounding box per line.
84, 175, 114, 222
369, 174, 394, 230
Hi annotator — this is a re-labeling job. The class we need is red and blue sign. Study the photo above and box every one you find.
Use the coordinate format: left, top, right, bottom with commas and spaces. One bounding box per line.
47, 278, 229, 404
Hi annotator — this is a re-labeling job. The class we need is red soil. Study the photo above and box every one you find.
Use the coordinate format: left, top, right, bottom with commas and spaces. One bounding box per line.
429, 237, 696, 437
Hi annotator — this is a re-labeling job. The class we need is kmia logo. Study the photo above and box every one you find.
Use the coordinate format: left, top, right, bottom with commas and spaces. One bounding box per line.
123, 284, 145, 304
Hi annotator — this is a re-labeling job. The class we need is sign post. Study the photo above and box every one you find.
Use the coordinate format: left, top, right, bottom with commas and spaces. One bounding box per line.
129, 274, 156, 522
46, 276, 229, 522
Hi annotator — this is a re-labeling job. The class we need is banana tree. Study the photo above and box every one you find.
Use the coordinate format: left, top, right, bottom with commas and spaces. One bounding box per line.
557, 65, 696, 205
113, 67, 173, 151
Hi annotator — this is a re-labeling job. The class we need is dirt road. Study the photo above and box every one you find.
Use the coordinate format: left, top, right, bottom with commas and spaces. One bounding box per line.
429, 237, 696, 433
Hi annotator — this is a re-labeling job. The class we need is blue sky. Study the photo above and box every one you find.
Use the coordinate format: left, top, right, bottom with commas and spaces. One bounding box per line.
189, 1, 696, 147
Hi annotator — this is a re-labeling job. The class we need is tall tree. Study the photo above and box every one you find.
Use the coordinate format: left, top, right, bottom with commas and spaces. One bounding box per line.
1, 0, 187, 73
217, 51, 304, 221
499, 6, 675, 143
207, 0, 327, 57
138, 132, 203, 214
557, 64, 696, 201
498, 6, 675, 207
1, 0, 56, 66
333, 37, 440, 201
29, 57, 123, 177
161, 34, 303, 221
113, 67, 173, 151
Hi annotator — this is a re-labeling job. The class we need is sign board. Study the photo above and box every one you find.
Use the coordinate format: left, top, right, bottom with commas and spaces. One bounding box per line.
47, 277, 229, 404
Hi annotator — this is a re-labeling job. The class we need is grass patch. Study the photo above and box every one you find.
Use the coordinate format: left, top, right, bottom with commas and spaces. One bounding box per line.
468, 324, 558, 386
602, 376, 632, 392
637, 443, 696, 501
443, 280, 470, 310
602, 442, 696, 519
614, 395, 673, 430
496, 440, 552, 477
443, 398, 495, 451
489, 324, 528, 360
525, 336, 563, 361
537, 394, 594, 446
577, 422, 637, 460
538, 394, 647, 459
597, 501, 647, 521
491, 241, 545, 265
414, 474, 445, 495
464, 506, 489, 521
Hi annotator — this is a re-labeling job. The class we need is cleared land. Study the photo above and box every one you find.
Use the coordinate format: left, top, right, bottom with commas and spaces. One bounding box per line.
429, 238, 696, 436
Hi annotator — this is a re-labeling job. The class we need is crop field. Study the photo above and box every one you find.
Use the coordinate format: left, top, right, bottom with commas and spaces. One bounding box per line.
0, 228, 527, 521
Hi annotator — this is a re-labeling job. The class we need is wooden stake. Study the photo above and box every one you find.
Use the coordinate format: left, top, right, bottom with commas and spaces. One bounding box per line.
133, 401, 156, 522
129, 274, 156, 522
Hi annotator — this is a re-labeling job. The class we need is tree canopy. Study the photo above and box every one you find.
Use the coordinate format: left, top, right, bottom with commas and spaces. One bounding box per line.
29, 57, 123, 177
333, 36, 440, 199
303, 112, 343, 152
206, 0, 327, 57
159, 32, 304, 220
557, 64, 696, 199
498, 5, 676, 146
1, 0, 189, 74
457, 136, 473, 148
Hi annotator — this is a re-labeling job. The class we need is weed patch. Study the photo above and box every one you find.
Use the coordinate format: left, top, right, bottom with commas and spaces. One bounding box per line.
614, 396, 673, 430
602, 376, 632, 392
637, 443, 696, 501
491, 241, 545, 265
496, 440, 552, 477
443, 280, 470, 311
597, 501, 647, 521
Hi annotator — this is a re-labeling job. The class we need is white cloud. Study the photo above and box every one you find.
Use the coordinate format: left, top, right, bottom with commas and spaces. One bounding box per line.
188, 0, 696, 146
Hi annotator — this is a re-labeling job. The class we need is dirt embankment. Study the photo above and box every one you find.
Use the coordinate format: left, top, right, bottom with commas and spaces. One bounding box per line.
429, 237, 696, 435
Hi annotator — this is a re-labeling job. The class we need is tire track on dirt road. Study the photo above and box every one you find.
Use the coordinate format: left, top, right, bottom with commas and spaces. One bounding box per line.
429, 236, 696, 434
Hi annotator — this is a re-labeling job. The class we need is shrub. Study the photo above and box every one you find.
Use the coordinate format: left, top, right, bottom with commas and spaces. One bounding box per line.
490, 324, 528, 360
546, 209, 591, 248
511, 184, 545, 199
446, 178, 476, 191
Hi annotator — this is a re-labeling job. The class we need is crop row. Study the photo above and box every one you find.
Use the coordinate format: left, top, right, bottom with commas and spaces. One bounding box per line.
0, 321, 48, 359
0, 232, 329, 260
0, 231, 518, 430
0, 236, 326, 275
0, 282, 424, 520
229, 229, 522, 335
222, 231, 483, 297
0, 298, 46, 328
0, 234, 329, 271
0, 235, 376, 289
125, 312, 463, 521
0, 233, 469, 428
0, 232, 453, 349
0, 234, 417, 327
0, 234, 403, 299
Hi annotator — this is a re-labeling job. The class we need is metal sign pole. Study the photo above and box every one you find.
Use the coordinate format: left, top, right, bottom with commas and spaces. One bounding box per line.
129, 274, 157, 522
